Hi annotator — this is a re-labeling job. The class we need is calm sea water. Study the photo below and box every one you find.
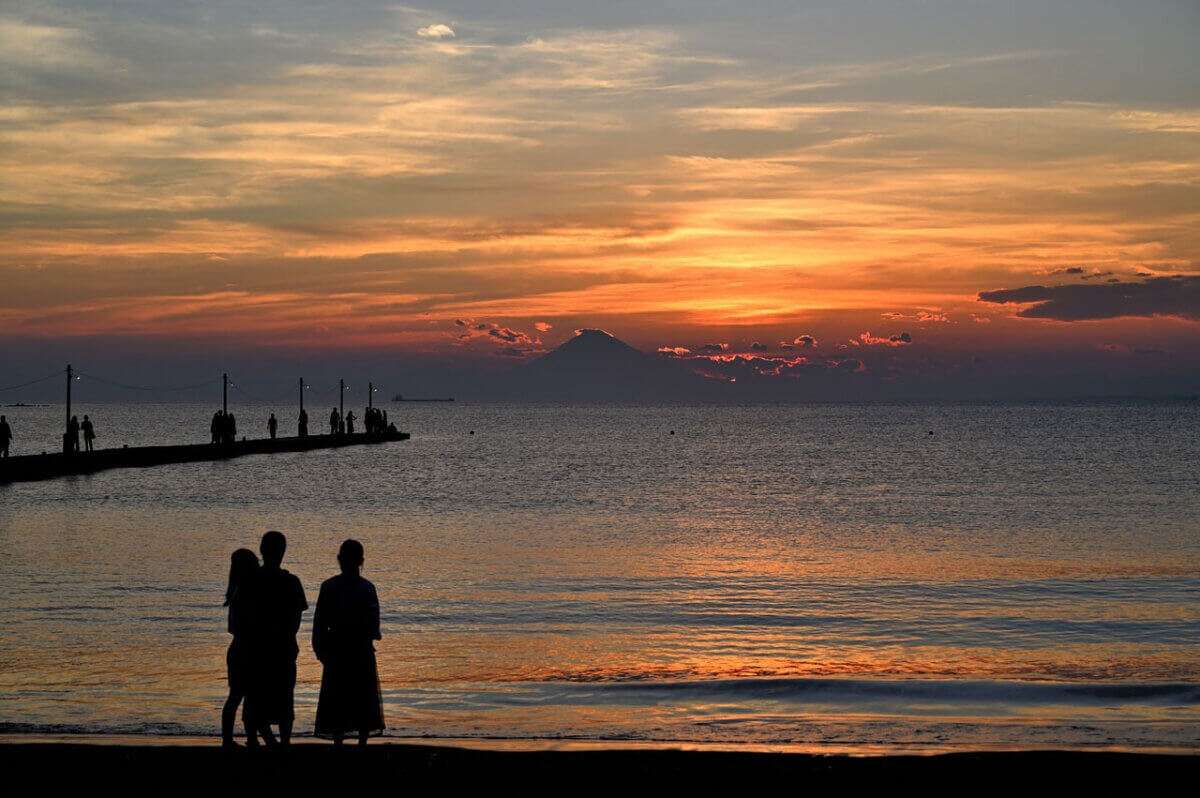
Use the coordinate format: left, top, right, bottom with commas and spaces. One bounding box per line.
1, 401, 1198, 751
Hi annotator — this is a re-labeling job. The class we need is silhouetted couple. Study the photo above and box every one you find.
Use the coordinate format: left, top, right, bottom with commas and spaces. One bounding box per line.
363, 407, 387, 436
60, 414, 95, 454
222, 531, 383, 749
211, 410, 237, 445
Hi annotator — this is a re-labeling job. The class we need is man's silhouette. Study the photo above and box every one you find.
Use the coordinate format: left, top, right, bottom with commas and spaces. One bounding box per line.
268, 413, 277, 440
345, 410, 356, 435
81, 415, 95, 452
0, 415, 11, 458
68, 415, 80, 453
243, 530, 308, 748
211, 411, 223, 444
329, 408, 339, 436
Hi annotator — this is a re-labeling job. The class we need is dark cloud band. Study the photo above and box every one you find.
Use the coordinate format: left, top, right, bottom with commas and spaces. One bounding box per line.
978, 276, 1200, 322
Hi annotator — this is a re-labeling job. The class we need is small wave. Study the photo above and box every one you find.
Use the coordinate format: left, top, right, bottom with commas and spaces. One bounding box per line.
572, 677, 1200, 707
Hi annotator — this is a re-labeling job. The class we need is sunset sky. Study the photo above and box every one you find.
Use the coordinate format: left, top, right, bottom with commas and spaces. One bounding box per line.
3, 1, 1199, 398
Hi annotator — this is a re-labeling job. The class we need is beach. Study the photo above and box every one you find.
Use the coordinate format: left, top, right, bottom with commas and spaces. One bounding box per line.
1, 738, 1196, 795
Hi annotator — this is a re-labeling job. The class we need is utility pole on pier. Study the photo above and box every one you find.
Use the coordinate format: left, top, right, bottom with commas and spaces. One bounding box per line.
368, 381, 373, 410
64, 364, 73, 455
223, 373, 228, 415
299, 377, 304, 413
339, 379, 344, 433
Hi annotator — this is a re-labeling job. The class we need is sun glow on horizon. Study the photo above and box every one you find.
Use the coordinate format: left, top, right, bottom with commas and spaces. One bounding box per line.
2, 2, 1198, 391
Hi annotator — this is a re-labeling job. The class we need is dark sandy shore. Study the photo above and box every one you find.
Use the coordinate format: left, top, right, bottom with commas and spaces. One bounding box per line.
0, 739, 1195, 796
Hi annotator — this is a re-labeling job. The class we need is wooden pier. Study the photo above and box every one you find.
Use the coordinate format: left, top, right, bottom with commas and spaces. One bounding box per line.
0, 430, 409, 484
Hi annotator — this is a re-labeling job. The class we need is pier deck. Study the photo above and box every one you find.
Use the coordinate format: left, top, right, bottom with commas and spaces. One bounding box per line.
0, 430, 410, 484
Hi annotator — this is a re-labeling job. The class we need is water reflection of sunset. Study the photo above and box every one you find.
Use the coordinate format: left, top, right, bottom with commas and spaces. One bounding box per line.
1, 402, 1196, 746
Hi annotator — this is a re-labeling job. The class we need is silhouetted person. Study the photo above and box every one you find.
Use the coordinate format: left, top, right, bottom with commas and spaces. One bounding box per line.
227, 412, 238, 444
329, 408, 339, 436
345, 410, 356, 435
81, 415, 95, 452
298, 408, 308, 438
211, 411, 223, 444
0, 415, 11, 458
69, 415, 80, 453
222, 548, 263, 749
313, 539, 384, 745
268, 413, 277, 440
242, 531, 307, 748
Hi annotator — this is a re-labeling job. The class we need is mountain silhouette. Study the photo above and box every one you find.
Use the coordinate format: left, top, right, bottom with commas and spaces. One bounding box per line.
517, 329, 719, 400
529, 328, 646, 372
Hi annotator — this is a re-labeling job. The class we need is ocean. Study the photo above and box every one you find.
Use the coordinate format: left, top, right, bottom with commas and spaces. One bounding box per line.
1, 400, 1198, 751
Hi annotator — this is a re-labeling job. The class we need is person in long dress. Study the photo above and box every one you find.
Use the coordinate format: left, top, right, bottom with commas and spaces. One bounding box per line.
221, 548, 261, 749
312, 539, 384, 745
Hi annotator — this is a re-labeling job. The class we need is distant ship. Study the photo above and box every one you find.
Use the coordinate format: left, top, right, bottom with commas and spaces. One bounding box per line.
392, 394, 454, 402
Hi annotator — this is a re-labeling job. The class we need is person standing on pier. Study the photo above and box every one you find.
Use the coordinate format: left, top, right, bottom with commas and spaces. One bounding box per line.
298, 408, 308, 438
69, 415, 81, 453
81, 415, 96, 452
268, 413, 277, 440
0, 415, 11, 458
329, 408, 339, 436
345, 410, 356, 435
211, 411, 223, 444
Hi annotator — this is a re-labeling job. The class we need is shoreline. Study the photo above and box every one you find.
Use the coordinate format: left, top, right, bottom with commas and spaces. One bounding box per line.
0, 738, 1194, 795
2, 732, 1197, 757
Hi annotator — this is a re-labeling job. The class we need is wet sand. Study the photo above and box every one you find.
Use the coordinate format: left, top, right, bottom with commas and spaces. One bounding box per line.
0, 739, 1194, 795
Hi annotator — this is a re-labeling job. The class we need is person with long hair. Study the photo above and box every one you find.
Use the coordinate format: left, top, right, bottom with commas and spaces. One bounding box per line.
312, 539, 384, 745
221, 548, 261, 749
